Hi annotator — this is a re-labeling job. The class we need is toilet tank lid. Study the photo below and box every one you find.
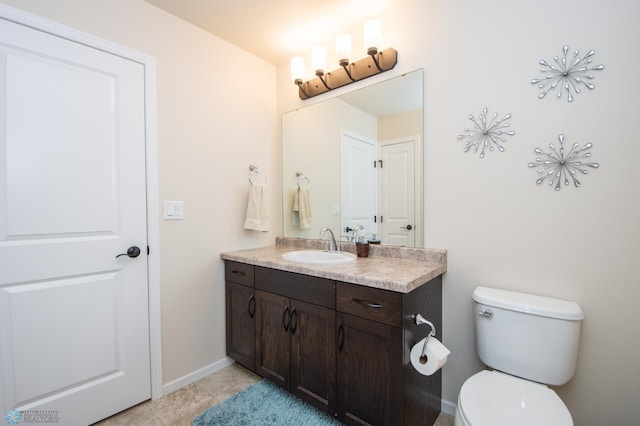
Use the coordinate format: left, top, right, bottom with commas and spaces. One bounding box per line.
473, 287, 584, 320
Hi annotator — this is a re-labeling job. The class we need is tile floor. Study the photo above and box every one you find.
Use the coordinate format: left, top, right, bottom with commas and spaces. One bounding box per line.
95, 364, 455, 426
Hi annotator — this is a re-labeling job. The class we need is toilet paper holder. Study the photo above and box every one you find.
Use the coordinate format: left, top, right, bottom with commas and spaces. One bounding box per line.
414, 313, 436, 364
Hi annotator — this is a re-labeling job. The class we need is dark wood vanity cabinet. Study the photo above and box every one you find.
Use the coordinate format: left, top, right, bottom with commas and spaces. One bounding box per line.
255, 266, 337, 415
336, 283, 404, 425
335, 279, 443, 426
224, 261, 256, 371
224, 260, 443, 426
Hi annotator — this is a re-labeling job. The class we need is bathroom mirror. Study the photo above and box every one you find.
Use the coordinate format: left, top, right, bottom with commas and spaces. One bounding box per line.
282, 69, 424, 247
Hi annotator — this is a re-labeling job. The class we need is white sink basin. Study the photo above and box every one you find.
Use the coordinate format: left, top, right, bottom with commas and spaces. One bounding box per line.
282, 250, 356, 265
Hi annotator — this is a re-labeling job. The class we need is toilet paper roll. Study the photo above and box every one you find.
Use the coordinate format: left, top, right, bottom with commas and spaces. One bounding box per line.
410, 336, 450, 376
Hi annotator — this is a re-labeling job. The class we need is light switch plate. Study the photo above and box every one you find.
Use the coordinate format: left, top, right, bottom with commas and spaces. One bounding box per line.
164, 201, 184, 220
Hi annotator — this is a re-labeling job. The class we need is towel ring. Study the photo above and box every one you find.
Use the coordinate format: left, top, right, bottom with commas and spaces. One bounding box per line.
249, 165, 266, 185
296, 171, 311, 188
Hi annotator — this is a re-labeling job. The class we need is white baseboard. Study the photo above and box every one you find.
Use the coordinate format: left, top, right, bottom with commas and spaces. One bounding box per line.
441, 398, 457, 416
161, 356, 235, 396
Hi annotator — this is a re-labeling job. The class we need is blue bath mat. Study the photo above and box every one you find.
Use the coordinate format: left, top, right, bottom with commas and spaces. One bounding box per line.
192, 379, 342, 425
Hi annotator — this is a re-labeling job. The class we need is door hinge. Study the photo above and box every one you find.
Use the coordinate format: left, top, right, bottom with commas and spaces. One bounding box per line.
380, 216, 383, 223
378, 160, 383, 168
374, 215, 377, 223
147, 245, 150, 255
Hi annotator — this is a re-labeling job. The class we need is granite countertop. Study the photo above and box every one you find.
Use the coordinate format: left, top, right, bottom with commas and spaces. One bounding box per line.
220, 237, 447, 293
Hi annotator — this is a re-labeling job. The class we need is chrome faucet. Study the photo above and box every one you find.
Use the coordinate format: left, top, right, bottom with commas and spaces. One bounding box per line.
321, 228, 339, 252
351, 225, 364, 242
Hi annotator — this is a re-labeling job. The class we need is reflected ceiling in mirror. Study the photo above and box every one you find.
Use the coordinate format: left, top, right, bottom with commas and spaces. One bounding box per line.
282, 69, 424, 247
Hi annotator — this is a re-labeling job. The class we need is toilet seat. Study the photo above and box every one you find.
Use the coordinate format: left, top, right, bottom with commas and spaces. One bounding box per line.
457, 370, 573, 426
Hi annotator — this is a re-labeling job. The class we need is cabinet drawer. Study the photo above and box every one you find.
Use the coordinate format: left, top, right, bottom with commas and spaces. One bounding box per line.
225, 261, 254, 287
337, 282, 402, 328
255, 267, 335, 309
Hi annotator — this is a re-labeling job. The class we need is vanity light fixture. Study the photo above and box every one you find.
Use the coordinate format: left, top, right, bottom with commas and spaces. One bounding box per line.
291, 20, 398, 100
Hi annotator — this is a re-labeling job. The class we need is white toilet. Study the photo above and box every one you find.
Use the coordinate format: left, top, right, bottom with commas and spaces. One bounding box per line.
455, 286, 584, 426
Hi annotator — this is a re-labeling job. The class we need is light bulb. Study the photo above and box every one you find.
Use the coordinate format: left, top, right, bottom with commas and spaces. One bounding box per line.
290, 56, 305, 84
336, 34, 352, 67
364, 20, 381, 55
311, 46, 327, 76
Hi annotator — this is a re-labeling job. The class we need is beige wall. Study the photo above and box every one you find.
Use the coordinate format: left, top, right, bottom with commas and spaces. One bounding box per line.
378, 109, 422, 141
278, 1, 639, 424
0, 0, 279, 385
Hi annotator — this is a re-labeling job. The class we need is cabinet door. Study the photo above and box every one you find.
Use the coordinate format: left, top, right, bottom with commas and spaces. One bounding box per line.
337, 312, 402, 426
290, 300, 337, 415
225, 281, 255, 371
255, 289, 291, 389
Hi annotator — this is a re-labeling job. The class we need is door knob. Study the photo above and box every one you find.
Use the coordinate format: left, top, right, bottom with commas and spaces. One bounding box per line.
116, 246, 141, 259
401, 224, 413, 230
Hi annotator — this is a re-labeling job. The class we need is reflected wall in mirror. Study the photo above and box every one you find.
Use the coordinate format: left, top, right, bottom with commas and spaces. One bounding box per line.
282, 69, 424, 247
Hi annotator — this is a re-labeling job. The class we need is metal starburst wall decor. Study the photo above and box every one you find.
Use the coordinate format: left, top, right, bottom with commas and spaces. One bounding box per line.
531, 45, 604, 102
457, 108, 515, 158
528, 134, 599, 191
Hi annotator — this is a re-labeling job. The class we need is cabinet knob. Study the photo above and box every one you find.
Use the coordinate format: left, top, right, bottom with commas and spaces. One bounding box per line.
283, 305, 291, 331
337, 322, 344, 351
353, 298, 382, 309
248, 295, 255, 318
290, 308, 297, 334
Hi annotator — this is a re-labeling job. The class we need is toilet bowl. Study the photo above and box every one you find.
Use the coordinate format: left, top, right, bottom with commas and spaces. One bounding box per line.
454, 370, 572, 426
454, 286, 583, 426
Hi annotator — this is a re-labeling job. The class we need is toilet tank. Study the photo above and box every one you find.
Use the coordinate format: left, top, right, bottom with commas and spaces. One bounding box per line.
473, 286, 584, 386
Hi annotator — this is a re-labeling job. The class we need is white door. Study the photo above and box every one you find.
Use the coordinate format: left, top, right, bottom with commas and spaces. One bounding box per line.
380, 138, 417, 247
341, 131, 377, 240
0, 16, 150, 426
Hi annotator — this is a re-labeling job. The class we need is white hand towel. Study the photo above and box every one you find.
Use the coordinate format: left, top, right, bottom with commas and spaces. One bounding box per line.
296, 187, 312, 229
244, 183, 269, 232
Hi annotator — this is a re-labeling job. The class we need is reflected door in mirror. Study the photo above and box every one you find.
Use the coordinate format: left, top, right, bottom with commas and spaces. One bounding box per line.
341, 131, 377, 238
380, 138, 416, 246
